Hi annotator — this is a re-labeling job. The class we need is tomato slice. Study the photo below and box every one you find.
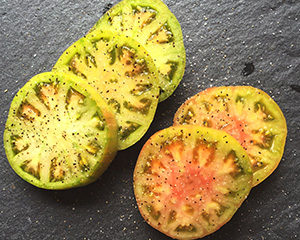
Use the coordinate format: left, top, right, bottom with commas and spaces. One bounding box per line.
53, 30, 160, 150
90, 0, 186, 102
4, 72, 118, 189
134, 125, 253, 239
173, 86, 287, 186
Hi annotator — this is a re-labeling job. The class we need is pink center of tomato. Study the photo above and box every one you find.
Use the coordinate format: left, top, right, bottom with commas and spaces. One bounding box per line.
156, 141, 218, 206
168, 165, 215, 201
214, 114, 252, 150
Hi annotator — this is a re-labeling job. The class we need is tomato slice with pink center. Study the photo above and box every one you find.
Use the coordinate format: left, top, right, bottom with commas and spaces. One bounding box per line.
134, 126, 252, 240
174, 86, 287, 186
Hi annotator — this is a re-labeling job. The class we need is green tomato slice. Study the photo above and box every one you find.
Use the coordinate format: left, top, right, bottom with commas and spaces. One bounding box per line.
4, 72, 118, 190
90, 0, 186, 102
53, 30, 160, 150
134, 125, 253, 240
173, 86, 287, 186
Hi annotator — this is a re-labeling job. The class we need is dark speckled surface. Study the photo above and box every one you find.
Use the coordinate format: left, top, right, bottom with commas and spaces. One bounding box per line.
0, 0, 299, 239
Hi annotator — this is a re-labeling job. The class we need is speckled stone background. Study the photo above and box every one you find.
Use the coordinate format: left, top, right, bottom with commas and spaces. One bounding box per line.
0, 0, 299, 239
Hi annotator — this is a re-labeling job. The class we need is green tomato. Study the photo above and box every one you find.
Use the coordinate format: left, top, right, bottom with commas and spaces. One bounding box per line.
53, 30, 160, 150
90, 0, 186, 102
4, 72, 118, 190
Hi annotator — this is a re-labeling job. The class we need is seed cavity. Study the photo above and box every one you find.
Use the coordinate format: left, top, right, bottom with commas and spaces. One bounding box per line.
251, 128, 274, 149
175, 224, 197, 233
223, 151, 244, 178
108, 47, 116, 65
108, 98, 121, 114
159, 61, 178, 82
108, 12, 123, 29
148, 22, 173, 44
66, 88, 85, 110
180, 107, 195, 125
119, 46, 148, 76
203, 118, 212, 127
109, 78, 118, 84
78, 153, 90, 171
235, 95, 245, 104
119, 121, 141, 140
17, 101, 40, 120
36, 82, 58, 110
50, 157, 66, 182
132, 5, 157, 29
214, 95, 229, 112
85, 141, 101, 155
193, 140, 216, 166
203, 101, 212, 112
248, 154, 265, 170
254, 102, 275, 121
168, 210, 177, 224
146, 204, 161, 221
130, 83, 153, 96
123, 98, 152, 115
69, 54, 87, 79
119, 46, 135, 64
21, 160, 41, 180
201, 211, 210, 224
92, 112, 105, 131
85, 53, 97, 68
11, 135, 29, 154
183, 204, 194, 215
143, 157, 166, 175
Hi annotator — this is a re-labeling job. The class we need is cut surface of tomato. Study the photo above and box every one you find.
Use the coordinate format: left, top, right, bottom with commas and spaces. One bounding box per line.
4, 72, 118, 190
134, 126, 252, 239
174, 86, 287, 186
90, 0, 186, 102
53, 30, 160, 150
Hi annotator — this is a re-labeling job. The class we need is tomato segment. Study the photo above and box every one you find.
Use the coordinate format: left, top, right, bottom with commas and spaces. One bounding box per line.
4, 72, 118, 189
90, 0, 186, 102
134, 126, 252, 239
53, 30, 160, 150
173, 86, 287, 186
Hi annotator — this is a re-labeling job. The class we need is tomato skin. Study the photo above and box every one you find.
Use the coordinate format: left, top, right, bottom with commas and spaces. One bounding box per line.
173, 86, 287, 187
134, 125, 253, 240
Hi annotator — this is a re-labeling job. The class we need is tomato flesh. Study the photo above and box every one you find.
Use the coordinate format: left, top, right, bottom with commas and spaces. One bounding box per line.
53, 30, 160, 150
174, 86, 287, 186
90, 0, 186, 102
4, 72, 118, 189
134, 126, 253, 239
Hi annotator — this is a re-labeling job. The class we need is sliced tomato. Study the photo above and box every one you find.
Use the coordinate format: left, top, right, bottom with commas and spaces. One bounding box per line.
53, 30, 160, 150
4, 72, 118, 189
134, 126, 253, 239
90, 0, 186, 102
174, 86, 287, 186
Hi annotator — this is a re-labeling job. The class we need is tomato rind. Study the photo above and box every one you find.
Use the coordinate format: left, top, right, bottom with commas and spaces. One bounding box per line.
133, 125, 253, 239
173, 86, 287, 186
4, 72, 118, 190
